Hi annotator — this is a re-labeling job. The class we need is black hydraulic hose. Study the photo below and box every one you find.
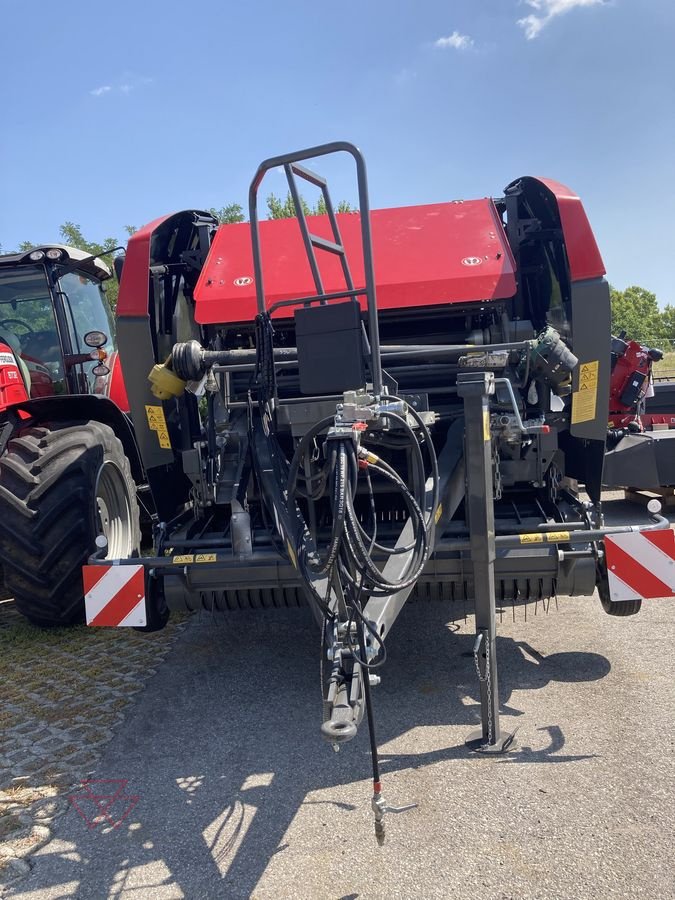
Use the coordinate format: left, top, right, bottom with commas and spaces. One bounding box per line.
343, 463, 428, 591
356, 600, 381, 789
386, 398, 440, 527
354, 514, 417, 555
297, 395, 439, 621
287, 415, 335, 499
315, 443, 347, 575
380, 412, 427, 509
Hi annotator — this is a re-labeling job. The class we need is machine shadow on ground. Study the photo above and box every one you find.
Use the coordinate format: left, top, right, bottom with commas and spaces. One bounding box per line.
29, 599, 612, 899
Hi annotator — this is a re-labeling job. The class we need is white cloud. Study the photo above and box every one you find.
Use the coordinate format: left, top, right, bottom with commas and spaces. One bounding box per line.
434, 31, 474, 51
517, 0, 606, 40
88, 76, 153, 98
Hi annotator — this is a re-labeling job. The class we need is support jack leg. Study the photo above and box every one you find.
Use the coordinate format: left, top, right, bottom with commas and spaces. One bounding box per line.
457, 372, 517, 756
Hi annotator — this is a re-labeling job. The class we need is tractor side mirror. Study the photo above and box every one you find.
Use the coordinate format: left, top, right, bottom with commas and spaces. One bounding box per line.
113, 253, 125, 284
84, 331, 108, 349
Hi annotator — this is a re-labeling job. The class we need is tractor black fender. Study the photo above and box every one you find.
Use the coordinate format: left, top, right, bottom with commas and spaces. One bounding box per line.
8, 395, 145, 485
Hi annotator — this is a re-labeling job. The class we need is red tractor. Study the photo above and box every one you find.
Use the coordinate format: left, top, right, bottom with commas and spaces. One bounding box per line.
0, 245, 142, 625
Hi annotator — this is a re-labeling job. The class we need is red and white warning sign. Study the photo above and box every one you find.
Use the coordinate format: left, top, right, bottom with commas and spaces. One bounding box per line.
83, 565, 147, 627
604, 530, 675, 602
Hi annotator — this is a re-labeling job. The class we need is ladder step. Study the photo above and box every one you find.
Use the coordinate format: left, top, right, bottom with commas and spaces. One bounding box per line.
309, 234, 344, 255
290, 162, 327, 189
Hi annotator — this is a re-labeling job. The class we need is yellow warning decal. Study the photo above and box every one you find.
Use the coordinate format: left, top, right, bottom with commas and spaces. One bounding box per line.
571, 360, 599, 424
195, 553, 217, 563
519, 531, 570, 544
173, 554, 194, 564
145, 404, 172, 450
483, 409, 491, 442
519, 533, 544, 544
156, 430, 171, 450
434, 503, 443, 525
286, 539, 298, 568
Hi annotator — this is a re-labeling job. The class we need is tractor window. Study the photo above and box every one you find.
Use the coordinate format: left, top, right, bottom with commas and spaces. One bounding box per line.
59, 271, 115, 354
0, 266, 65, 395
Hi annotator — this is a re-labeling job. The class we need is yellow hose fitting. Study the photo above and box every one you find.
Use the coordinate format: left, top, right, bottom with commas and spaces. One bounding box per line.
148, 360, 186, 400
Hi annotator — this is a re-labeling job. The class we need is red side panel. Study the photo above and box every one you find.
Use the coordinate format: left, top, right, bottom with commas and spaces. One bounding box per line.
117, 214, 174, 317
535, 178, 605, 282
0, 343, 29, 411
101, 351, 130, 413
193, 200, 516, 326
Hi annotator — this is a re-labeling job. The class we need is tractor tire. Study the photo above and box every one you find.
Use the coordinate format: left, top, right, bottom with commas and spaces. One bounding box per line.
598, 575, 642, 617
0, 421, 140, 627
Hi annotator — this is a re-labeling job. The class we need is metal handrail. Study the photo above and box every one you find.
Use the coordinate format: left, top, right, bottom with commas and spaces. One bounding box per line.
247, 141, 383, 396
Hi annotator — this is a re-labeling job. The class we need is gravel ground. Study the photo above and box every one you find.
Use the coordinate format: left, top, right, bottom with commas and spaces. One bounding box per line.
3, 496, 674, 899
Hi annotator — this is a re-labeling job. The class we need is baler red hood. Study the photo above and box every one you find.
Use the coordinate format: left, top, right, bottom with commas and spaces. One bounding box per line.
193, 199, 517, 325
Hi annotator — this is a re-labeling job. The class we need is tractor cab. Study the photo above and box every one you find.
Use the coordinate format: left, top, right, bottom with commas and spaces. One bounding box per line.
0, 245, 115, 401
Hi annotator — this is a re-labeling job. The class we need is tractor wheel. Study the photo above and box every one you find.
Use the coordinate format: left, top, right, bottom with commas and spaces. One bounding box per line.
597, 573, 642, 617
0, 421, 140, 627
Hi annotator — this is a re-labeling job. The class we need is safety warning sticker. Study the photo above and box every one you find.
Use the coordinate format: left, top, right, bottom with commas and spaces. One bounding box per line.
195, 553, 217, 563
545, 531, 570, 542
519, 531, 571, 544
571, 360, 599, 424
145, 404, 172, 449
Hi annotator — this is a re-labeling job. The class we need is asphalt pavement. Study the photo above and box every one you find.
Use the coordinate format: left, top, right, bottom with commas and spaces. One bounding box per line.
8, 497, 675, 900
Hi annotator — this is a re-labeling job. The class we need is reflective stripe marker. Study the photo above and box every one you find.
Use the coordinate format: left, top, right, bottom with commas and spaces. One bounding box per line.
83, 565, 147, 627
605, 530, 675, 602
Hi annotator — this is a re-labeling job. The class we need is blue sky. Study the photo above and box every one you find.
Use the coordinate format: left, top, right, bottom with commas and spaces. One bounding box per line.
1, 0, 673, 305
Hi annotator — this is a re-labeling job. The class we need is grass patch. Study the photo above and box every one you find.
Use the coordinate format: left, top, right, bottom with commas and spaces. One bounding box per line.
653, 351, 675, 380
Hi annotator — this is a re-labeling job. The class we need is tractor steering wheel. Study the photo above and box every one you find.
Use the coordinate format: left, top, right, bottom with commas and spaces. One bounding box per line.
0, 318, 34, 335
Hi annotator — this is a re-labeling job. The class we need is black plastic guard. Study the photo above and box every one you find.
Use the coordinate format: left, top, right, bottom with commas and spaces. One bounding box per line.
604, 431, 675, 489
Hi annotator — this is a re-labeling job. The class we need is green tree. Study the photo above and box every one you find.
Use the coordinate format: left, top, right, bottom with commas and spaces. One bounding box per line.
610, 285, 665, 345
660, 304, 675, 353
208, 204, 245, 224
265, 192, 354, 219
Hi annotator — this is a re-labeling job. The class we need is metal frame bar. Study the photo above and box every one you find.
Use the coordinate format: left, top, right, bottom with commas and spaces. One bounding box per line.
456, 370, 504, 749
247, 141, 383, 397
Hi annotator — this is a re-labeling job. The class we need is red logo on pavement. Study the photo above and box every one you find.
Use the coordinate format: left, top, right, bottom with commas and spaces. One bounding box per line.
69, 779, 139, 830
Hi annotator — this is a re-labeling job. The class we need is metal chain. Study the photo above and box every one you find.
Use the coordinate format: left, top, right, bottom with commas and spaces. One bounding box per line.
548, 463, 562, 504
484, 640, 493, 745
473, 632, 494, 746
473, 635, 484, 682
492, 441, 502, 501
